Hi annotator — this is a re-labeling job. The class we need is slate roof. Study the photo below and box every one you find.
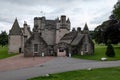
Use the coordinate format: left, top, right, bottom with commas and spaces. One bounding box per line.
60, 31, 77, 44
71, 34, 84, 46
60, 31, 89, 46
9, 18, 22, 35
25, 32, 47, 47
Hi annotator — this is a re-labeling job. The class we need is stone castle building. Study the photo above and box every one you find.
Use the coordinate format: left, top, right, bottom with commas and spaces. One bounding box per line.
8, 15, 94, 57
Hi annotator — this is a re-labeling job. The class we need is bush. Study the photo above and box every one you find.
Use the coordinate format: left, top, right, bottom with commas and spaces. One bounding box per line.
105, 44, 115, 57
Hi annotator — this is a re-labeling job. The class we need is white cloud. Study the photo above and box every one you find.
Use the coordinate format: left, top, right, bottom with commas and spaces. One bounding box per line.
0, 0, 118, 33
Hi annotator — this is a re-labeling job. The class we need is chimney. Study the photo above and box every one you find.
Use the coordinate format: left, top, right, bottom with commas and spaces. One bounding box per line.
77, 27, 81, 32
61, 15, 66, 24
24, 21, 27, 26
72, 28, 76, 32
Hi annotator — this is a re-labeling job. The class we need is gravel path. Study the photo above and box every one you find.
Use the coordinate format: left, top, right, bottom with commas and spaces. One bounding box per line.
0, 54, 54, 72
0, 57, 120, 80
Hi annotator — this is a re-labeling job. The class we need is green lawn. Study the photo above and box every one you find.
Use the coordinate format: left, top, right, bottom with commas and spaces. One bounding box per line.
73, 44, 120, 61
0, 46, 18, 59
28, 67, 120, 80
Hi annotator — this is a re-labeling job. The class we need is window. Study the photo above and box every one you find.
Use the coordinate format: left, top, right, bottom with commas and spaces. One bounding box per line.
34, 44, 38, 52
59, 48, 64, 52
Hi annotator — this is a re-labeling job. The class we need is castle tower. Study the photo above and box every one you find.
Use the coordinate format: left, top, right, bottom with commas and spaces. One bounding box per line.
8, 18, 23, 53
33, 16, 45, 33
55, 15, 71, 44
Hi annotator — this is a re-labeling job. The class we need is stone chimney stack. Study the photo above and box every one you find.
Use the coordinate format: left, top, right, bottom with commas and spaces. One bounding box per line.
24, 21, 27, 26
77, 27, 81, 32
72, 28, 76, 32
61, 15, 66, 24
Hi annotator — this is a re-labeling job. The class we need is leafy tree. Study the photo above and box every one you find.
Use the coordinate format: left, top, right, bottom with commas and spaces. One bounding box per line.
103, 22, 120, 44
94, 29, 104, 44
113, 1, 120, 20
0, 31, 8, 47
94, 19, 120, 44
89, 31, 95, 39
94, 1, 120, 44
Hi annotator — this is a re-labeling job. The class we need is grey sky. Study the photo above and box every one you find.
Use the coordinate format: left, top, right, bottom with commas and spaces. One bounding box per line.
0, 0, 118, 33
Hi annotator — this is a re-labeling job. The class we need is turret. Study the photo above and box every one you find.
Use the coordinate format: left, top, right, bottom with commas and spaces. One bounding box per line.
83, 23, 89, 34
55, 17, 59, 23
9, 18, 22, 35
8, 18, 23, 53
67, 18, 70, 23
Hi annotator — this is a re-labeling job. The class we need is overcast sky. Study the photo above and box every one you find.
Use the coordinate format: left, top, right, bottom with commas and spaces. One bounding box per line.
0, 0, 118, 33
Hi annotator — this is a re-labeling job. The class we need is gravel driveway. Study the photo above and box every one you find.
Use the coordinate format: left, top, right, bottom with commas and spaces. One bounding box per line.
0, 56, 120, 80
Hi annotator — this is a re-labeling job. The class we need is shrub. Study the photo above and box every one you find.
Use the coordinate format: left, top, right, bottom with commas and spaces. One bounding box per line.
105, 44, 115, 57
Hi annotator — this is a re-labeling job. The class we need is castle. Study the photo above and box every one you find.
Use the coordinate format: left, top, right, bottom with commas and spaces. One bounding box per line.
8, 15, 94, 57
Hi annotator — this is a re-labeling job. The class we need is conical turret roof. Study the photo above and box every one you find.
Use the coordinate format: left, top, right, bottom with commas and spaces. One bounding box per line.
67, 18, 70, 23
9, 18, 22, 35
83, 23, 89, 31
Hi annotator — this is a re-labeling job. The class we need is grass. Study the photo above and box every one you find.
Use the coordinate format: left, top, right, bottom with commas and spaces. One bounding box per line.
28, 67, 120, 80
72, 44, 120, 61
0, 46, 18, 59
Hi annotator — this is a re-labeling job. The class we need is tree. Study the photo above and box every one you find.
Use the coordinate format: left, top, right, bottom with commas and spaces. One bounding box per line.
94, 29, 104, 44
94, 0, 120, 44
103, 22, 120, 44
0, 31, 8, 47
105, 43, 115, 57
94, 19, 120, 44
113, 1, 120, 20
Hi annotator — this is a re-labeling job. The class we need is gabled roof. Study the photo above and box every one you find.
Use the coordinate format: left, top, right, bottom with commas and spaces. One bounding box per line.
25, 32, 47, 47
71, 34, 84, 46
60, 31, 90, 46
9, 18, 22, 35
60, 31, 77, 44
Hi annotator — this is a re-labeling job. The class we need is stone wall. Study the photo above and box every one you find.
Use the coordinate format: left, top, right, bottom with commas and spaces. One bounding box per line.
42, 29, 56, 45
24, 32, 48, 57
8, 35, 22, 53
56, 29, 69, 44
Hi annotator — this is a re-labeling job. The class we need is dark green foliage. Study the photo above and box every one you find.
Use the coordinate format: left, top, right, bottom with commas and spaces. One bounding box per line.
103, 23, 120, 44
94, 29, 104, 44
0, 31, 8, 47
89, 31, 95, 39
94, 1, 120, 44
113, 2, 120, 20
94, 19, 120, 44
105, 44, 115, 57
